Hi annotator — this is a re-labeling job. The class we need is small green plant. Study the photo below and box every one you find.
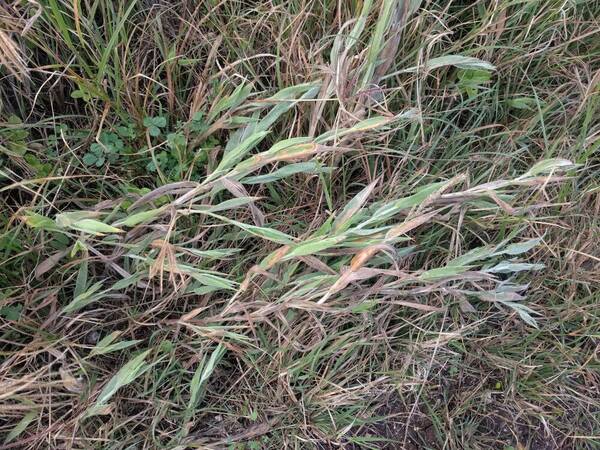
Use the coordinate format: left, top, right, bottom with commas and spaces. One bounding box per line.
0, 115, 52, 176
79, 114, 216, 178
457, 68, 492, 98
508, 96, 540, 111
70, 80, 105, 103
0, 303, 22, 321
83, 132, 124, 167
71, 87, 93, 102
143, 116, 167, 137
189, 111, 208, 134
145, 118, 215, 180
0, 115, 28, 156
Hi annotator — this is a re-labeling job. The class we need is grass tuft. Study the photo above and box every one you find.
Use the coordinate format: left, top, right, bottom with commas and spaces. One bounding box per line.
0, 0, 598, 448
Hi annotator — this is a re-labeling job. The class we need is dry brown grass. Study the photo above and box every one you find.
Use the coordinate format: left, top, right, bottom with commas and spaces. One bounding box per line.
0, 1, 598, 449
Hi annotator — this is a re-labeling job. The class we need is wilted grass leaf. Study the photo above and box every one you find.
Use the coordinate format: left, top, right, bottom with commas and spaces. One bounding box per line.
502, 302, 539, 328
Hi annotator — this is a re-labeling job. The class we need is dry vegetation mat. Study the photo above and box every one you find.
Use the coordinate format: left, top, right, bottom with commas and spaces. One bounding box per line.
0, 0, 598, 448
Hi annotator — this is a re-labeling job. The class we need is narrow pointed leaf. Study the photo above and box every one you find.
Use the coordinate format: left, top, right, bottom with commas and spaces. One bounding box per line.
92, 349, 151, 408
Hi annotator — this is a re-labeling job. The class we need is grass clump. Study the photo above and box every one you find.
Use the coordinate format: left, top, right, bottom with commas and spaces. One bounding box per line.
0, 0, 598, 449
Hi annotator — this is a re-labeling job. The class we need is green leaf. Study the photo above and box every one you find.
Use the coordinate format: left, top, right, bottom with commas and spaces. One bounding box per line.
458, 68, 492, 84
189, 285, 221, 295
192, 209, 294, 244
71, 239, 87, 257
206, 197, 261, 213
90, 333, 142, 356
225, 82, 319, 154
333, 179, 378, 233
4, 410, 37, 444
0, 304, 22, 321
366, 181, 448, 226
458, 69, 492, 97
403, 55, 496, 73
188, 272, 237, 291
21, 212, 59, 231
419, 265, 470, 281
343, 0, 372, 52
62, 281, 106, 314
143, 116, 159, 127
265, 137, 313, 156
90, 349, 151, 412
210, 130, 270, 180
116, 124, 136, 139
92, 330, 119, 348
113, 207, 166, 227
71, 89, 91, 101
360, 0, 396, 88
70, 219, 123, 235
241, 162, 333, 184
153, 116, 167, 127
208, 82, 253, 122
187, 344, 227, 413
143, 116, 166, 137
90, 143, 103, 155
183, 248, 241, 259
82, 152, 98, 166
111, 273, 144, 291
284, 236, 346, 260
485, 262, 545, 273
55, 211, 98, 228
496, 237, 542, 256
74, 255, 88, 299
508, 97, 538, 110
448, 246, 494, 267
96, 0, 138, 86
167, 132, 186, 151
518, 158, 574, 179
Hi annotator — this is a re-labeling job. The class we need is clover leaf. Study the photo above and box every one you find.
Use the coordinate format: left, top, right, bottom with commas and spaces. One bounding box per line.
143, 116, 167, 137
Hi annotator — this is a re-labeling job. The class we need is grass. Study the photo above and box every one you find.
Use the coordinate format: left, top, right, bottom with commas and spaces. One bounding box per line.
0, 0, 598, 448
